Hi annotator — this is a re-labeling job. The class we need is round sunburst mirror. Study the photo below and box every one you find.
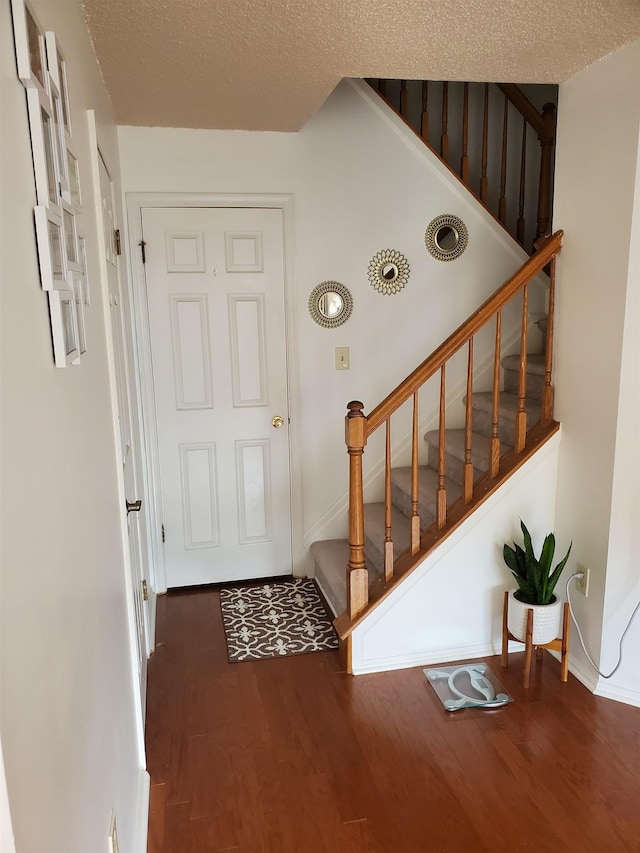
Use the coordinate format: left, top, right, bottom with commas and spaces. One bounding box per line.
308, 281, 353, 328
425, 214, 468, 262
368, 249, 410, 295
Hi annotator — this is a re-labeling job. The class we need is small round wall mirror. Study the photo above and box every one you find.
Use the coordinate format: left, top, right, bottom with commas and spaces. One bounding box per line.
425, 214, 468, 262
308, 281, 353, 328
368, 249, 410, 295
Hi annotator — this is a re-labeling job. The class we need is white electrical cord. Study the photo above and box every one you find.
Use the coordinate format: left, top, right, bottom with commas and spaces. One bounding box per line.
566, 572, 640, 679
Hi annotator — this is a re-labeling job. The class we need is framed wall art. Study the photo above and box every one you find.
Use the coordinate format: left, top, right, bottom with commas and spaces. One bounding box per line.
48, 288, 80, 367
34, 205, 66, 290
25, 87, 59, 208
10, 0, 47, 94
45, 32, 71, 139
68, 270, 87, 356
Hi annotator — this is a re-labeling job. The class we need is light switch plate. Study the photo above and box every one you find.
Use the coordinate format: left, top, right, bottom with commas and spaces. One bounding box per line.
335, 347, 350, 370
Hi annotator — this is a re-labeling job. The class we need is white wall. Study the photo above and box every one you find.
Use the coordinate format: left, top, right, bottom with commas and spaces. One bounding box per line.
118, 79, 542, 558
351, 435, 561, 673
1, 1, 148, 849
553, 40, 640, 705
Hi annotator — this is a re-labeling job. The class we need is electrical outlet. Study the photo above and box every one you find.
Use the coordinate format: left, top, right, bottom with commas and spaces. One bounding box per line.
108, 812, 119, 853
576, 564, 590, 597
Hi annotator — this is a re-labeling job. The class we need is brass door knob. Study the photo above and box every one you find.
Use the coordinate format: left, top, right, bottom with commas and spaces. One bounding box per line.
272, 415, 285, 429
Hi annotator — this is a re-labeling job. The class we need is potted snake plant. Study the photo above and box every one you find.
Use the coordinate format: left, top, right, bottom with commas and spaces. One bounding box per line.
503, 520, 572, 644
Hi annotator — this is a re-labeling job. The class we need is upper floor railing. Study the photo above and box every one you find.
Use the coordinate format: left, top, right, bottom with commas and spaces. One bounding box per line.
369, 80, 557, 252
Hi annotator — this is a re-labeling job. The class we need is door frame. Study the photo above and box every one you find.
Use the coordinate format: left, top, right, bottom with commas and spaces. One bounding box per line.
125, 192, 303, 592
87, 113, 147, 759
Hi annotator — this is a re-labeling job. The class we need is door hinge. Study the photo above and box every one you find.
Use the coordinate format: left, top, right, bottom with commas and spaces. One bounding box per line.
114, 229, 122, 255
141, 579, 148, 601
139, 240, 146, 264
161, 523, 165, 543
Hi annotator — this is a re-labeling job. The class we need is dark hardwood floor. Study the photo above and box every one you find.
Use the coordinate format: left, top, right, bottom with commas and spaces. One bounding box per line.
146, 587, 640, 852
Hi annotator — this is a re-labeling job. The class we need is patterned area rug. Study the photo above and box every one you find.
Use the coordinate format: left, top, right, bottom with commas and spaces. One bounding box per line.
219, 578, 339, 662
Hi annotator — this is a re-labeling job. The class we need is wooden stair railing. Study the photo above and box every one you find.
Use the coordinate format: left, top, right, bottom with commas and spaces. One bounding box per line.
341, 230, 563, 630
368, 79, 557, 252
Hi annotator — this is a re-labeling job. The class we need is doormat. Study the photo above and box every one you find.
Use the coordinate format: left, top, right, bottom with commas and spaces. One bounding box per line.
219, 578, 339, 662
424, 663, 514, 712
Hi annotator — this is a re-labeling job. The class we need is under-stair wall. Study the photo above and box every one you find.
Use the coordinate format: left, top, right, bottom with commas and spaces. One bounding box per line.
349, 433, 560, 674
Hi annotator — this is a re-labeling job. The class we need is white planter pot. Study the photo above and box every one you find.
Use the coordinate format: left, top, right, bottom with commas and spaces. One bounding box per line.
507, 589, 562, 645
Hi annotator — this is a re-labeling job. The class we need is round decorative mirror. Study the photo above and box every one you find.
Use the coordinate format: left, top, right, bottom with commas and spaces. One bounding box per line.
425, 214, 468, 262
308, 281, 353, 328
368, 249, 410, 295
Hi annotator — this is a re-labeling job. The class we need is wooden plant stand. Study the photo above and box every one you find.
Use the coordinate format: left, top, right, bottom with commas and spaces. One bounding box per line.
501, 591, 570, 688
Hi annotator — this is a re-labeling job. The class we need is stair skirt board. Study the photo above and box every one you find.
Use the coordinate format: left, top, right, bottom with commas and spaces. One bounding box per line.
348, 434, 561, 676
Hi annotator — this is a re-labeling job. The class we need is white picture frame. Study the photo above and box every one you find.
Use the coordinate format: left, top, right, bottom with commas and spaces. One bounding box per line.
68, 270, 87, 358
77, 235, 91, 305
65, 144, 82, 209
25, 87, 60, 208
10, 0, 48, 95
34, 205, 66, 290
50, 85, 69, 197
48, 288, 80, 367
45, 32, 71, 139
62, 204, 81, 272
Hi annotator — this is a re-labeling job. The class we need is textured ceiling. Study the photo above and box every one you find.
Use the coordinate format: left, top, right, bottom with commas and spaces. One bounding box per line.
82, 0, 640, 131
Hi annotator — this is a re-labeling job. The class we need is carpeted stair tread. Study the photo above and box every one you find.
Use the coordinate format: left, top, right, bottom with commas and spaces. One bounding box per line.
310, 539, 350, 616
390, 465, 461, 521
364, 502, 410, 577
469, 391, 541, 420
501, 353, 546, 374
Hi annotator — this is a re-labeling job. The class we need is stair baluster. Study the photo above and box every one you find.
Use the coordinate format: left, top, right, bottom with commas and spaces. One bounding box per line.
437, 366, 447, 528
499, 93, 509, 224
491, 310, 502, 476
400, 80, 408, 118
411, 393, 420, 554
346, 401, 368, 618
516, 285, 529, 451
461, 82, 469, 183
517, 117, 527, 245
384, 419, 393, 579
441, 82, 449, 161
480, 83, 489, 203
463, 338, 474, 503
542, 256, 556, 424
420, 81, 429, 141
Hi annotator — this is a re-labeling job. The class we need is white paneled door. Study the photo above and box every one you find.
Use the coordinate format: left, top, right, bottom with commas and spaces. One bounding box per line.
142, 207, 292, 587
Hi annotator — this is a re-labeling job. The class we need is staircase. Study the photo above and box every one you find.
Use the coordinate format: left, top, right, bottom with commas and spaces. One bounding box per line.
312, 325, 550, 617
310, 231, 564, 671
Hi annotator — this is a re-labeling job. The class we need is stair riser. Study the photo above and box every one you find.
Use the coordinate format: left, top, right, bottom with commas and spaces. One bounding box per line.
390, 482, 437, 527
503, 368, 545, 400
426, 444, 489, 487
472, 408, 534, 445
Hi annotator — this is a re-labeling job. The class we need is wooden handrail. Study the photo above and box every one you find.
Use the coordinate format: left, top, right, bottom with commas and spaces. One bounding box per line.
366, 231, 562, 434
496, 83, 544, 137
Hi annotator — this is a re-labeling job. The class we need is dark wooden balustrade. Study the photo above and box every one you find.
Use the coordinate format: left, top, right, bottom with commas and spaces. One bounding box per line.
339, 231, 563, 634
368, 79, 557, 252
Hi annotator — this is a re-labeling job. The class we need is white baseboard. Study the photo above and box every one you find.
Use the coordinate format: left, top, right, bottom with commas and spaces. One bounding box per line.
351, 641, 502, 675
594, 680, 640, 708
131, 769, 150, 853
